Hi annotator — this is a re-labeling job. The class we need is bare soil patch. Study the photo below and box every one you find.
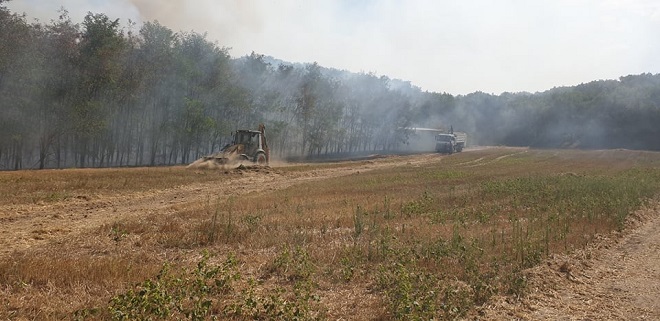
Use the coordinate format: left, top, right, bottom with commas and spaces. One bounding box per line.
0, 153, 444, 259
481, 199, 660, 320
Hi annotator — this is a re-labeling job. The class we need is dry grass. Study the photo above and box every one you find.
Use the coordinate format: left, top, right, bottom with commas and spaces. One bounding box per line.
2, 148, 660, 320
0, 166, 230, 206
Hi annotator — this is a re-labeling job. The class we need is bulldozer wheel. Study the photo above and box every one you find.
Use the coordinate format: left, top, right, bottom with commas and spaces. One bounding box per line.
256, 152, 267, 165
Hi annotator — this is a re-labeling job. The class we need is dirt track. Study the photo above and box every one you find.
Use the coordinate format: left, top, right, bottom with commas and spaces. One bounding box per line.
482, 200, 660, 320
2, 149, 660, 320
0, 153, 444, 259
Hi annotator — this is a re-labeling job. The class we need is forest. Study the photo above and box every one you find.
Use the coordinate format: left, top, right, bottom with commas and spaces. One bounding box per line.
1, 2, 659, 170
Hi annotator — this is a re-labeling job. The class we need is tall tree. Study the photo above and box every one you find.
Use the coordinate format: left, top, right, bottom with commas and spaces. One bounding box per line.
74, 13, 125, 167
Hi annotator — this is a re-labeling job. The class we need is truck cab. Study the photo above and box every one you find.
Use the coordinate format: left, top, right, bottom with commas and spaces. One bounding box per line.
435, 134, 457, 154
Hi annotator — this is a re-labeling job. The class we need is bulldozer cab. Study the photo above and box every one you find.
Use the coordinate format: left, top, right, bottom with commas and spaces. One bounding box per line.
234, 130, 261, 156
234, 131, 254, 145
198, 124, 268, 166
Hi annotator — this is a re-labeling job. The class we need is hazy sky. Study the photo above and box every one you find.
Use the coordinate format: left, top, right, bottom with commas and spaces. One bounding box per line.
6, 0, 660, 94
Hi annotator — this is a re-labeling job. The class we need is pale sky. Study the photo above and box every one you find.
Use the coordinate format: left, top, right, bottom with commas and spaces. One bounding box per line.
6, 0, 660, 94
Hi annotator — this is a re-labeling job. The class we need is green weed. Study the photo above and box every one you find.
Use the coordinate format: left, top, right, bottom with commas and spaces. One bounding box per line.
105, 252, 239, 320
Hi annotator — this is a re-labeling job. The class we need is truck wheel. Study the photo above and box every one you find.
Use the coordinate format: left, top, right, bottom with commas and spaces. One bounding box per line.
255, 152, 267, 165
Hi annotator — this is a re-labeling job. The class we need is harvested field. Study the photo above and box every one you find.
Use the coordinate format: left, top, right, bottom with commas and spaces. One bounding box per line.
1, 147, 660, 320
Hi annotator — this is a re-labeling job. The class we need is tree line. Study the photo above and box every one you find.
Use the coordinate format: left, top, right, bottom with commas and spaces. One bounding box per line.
1, 2, 659, 170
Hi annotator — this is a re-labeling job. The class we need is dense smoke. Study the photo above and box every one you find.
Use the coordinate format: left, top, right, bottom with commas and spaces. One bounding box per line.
7, 0, 660, 95
127, 0, 264, 48
1, 2, 659, 170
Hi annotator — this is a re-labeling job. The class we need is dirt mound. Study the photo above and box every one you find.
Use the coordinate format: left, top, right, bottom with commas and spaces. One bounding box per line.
235, 164, 276, 174
186, 158, 225, 170
187, 158, 278, 175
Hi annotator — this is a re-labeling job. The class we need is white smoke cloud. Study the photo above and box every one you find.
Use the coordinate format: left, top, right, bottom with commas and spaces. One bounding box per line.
5, 0, 660, 94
